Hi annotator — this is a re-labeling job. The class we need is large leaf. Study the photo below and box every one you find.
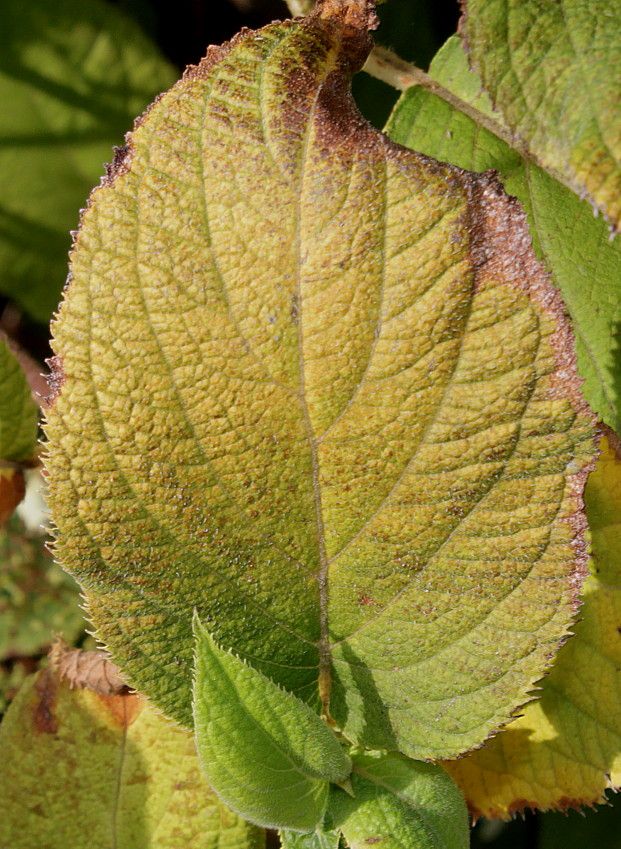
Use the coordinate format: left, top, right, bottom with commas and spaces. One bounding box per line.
193, 614, 350, 831
0, 0, 176, 322
386, 35, 621, 434
462, 0, 621, 232
326, 751, 469, 849
445, 431, 621, 816
45, 2, 596, 760
0, 662, 265, 849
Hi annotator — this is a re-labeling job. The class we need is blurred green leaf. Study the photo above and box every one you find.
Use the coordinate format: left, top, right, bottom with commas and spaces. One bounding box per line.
0, 515, 84, 660
0, 0, 177, 322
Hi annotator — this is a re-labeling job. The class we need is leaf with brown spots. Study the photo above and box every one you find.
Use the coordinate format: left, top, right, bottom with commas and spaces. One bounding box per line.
445, 432, 621, 817
45, 0, 596, 761
0, 665, 265, 849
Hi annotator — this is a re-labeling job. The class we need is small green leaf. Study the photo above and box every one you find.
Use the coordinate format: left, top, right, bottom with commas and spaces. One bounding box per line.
279, 825, 341, 849
0, 665, 264, 849
0, 0, 176, 322
326, 751, 469, 849
462, 0, 621, 231
193, 614, 351, 832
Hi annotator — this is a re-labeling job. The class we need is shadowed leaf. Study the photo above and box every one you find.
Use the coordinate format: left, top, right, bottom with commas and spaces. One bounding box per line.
193, 614, 350, 832
0, 0, 176, 321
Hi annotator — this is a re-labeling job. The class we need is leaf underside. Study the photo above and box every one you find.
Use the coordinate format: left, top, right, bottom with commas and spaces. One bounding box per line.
45, 6, 596, 760
462, 0, 621, 232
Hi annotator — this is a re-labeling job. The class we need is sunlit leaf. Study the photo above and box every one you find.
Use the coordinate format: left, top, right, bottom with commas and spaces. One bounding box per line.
193, 614, 350, 832
446, 432, 621, 816
0, 663, 265, 849
462, 0, 621, 232
326, 750, 469, 849
386, 36, 621, 434
45, 3, 596, 760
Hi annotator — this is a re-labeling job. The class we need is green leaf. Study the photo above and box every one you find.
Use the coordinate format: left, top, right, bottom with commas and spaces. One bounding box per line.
461, 0, 621, 232
279, 826, 341, 849
45, 6, 596, 760
0, 337, 38, 463
326, 751, 469, 849
0, 0, 176, 322
193, 614, 350, 832
386, 36, 621, 434
0, 515, 84, 660
446, 431, 621, 816
0, 665, 265, 849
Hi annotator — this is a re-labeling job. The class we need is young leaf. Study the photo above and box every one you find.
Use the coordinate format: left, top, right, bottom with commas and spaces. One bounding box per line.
193, 614, 350, 832
386, 36, 621, 434
0, 664, 265, 849
45, 1, 596, 760
0, 0, 176, 322
279, 826, 341, 849
326, 751, 469, 849
462, 0, 621, 232
445, 431, 621, 817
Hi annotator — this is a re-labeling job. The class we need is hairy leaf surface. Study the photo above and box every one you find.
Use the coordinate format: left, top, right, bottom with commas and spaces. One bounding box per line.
0, 665, 265, 849
0, 0, 176, 321
446, 432, 621, 816
45, 3, 596, 760
462, 0, 621, 231
326, 751, 469, 849
386, 36, 621, 434
193, 614, 350, 831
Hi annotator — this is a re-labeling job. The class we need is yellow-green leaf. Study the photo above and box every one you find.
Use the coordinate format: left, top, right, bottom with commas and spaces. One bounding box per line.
0, 663, 265, 849
45, 3, 596, 760
386, 35, 621, 434
462, 0, 621, 231
446, 432, 621, 817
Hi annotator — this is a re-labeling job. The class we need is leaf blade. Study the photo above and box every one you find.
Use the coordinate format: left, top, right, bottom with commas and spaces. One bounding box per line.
193, 614, 350, 832
462, 0, 621, 231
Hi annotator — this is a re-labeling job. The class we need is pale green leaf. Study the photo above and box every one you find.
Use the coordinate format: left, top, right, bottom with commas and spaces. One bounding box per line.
0, 0, 176, 321
193, 614, 350, 832
386, 36, 621, 433
45, 6, 596, 760
326, 751, 469, 849
279, 825, 341, 849
462, 0, 621, 231
0, 665, 265, 849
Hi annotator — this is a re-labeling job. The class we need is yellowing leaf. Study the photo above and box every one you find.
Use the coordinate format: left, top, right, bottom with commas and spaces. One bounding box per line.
462, 0, 621, 231
45, 2, 596, 760
446, 432, 621, 817
0, 663, 265, 849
